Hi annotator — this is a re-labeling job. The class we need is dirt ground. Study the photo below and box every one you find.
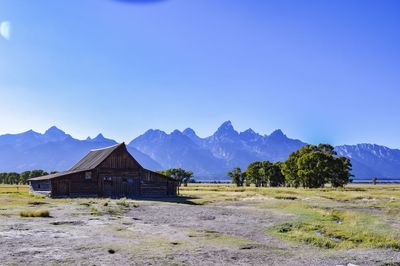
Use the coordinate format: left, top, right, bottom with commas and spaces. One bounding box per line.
0, 195, 399, 266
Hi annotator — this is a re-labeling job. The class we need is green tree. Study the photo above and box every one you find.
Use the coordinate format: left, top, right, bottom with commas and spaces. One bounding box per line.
245, 162, 264, 187
29, 170, 48, 179
158, 168, 194, 194
330, 157, 352, 188
317, 144, 337, 155
296, 151, 331, 188
268, 162, 285, 187
227, 167, 246, 186
259, 161, 273, 187
282, 144, 352, 188
6, 172, 20, 185
282, 145, 317, 188
0, 173, 6, 184
20, 171, 31, 185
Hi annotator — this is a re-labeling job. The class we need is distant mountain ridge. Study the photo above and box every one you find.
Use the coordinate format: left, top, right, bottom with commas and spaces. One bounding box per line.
0, 122, 399, 180
0, 127, 161, 173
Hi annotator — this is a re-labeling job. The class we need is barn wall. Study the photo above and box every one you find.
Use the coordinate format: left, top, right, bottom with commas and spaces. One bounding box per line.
96, 169, 178, 198
140, 170, 178, 197
96, 146, 170, 198
51, 171, 98, 197
97, 169, 141, 198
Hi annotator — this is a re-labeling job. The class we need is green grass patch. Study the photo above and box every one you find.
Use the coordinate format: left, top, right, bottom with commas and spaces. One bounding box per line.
269, 203, 400, 249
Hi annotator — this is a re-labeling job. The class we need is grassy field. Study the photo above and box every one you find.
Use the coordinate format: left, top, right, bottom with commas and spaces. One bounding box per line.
0, 183, 399, 257
180, 184, 400, 250
0, 184, 29, 193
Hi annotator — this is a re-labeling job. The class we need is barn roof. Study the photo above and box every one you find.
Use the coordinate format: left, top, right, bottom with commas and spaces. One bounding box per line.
29, 143, 125, 181
28, 143, 178, 183
69, 143, 122, 171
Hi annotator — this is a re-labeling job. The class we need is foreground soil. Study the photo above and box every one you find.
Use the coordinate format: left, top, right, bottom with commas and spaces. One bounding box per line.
0, 185, 399, 265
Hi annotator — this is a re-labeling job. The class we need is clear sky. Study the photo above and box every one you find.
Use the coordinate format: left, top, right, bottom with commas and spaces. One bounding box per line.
0, 0, 399, 147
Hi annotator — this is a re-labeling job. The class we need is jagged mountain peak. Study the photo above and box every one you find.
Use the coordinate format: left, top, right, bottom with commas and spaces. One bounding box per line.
182, 128, 202, 145
182, 128, 197, 136
269, 129, 286, 139
218, 120, 234, 130
243, 128, 255, 134
144, 129, 167, 136
19, 129, 41, 136
89, 133, 117, 144
45, 126, 65, 135
171, 129, 182, 135
239, 128, 262, 141
43, 126, 70, 142
93, 133, 105, 141
213, 121, 238, 138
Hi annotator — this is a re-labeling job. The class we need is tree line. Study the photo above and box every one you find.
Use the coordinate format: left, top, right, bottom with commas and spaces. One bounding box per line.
0, 170, 55, 185
228, 144, 352, 188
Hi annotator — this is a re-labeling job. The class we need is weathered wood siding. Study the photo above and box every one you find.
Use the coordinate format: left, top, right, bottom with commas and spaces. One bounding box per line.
140, 170, 178, 197
99, 145, 141, 170
96, 145, 142, 198
51, 171, 98, 197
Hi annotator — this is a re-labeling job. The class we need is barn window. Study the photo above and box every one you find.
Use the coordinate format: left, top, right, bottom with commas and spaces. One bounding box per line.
37, 184, 41, 189
127, 178, 134, 184
85, 172, 92, 180
103, 177, 112, 183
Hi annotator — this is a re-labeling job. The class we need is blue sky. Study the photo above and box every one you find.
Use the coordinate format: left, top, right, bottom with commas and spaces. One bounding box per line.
0, 0, 399, 147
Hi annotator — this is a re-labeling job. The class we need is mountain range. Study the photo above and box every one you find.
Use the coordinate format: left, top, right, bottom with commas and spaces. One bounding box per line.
0, 122, 399, 180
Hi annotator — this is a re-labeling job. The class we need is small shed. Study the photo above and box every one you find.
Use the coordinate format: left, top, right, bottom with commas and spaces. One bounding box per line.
29, 143, 178, 198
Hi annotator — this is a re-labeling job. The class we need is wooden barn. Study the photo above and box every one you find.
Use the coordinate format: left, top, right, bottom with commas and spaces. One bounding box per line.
29, 143, 178, 198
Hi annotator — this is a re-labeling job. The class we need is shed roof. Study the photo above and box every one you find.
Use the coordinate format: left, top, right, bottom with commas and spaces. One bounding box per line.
29, 169, 86, 181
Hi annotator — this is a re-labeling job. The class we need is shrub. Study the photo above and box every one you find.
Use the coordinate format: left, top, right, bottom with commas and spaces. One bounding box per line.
90, 207, 102, 216
116, 199, 130, 207
20, 209, 50, 218
274, 195, 297, 200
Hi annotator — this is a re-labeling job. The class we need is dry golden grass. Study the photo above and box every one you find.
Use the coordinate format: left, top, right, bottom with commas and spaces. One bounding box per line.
20, 209, 50, 217
0, 185, 29, 194
181, 183, 400, 202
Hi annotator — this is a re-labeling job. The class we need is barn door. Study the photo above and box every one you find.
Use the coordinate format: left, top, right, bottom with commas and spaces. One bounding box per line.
121, 177, 129, 197
103, 177, 113, 197
58, 180, 70, 196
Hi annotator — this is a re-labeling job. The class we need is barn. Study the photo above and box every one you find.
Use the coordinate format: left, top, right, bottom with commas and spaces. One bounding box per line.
29, 143, 178, 198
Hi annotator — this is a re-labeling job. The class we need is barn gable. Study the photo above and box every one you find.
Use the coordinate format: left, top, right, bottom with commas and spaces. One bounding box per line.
70, 143, 141, 171
98, 144, 142, 170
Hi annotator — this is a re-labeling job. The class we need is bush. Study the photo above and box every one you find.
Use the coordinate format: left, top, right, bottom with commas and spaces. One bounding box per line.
116, 199, 130, 207
90, 207, 102, 216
